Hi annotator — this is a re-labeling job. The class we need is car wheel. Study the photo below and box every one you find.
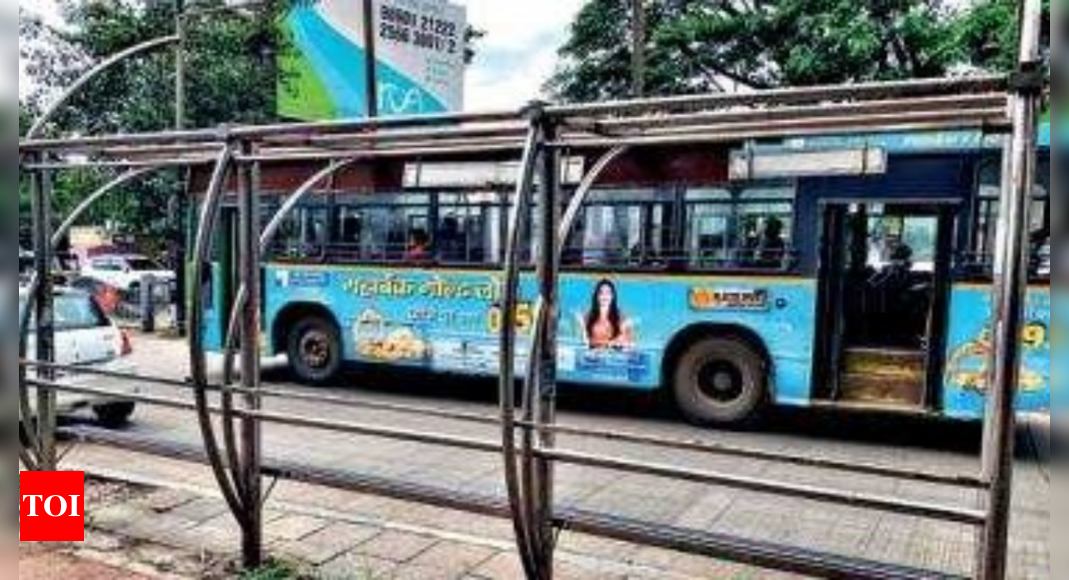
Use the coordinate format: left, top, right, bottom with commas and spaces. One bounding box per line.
93, 402, 136, 429
287, 316, 342, 385
673, 337, 767, 427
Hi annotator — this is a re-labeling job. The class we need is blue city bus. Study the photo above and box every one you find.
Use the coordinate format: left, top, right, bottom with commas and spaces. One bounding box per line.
199, 124, 1051, 426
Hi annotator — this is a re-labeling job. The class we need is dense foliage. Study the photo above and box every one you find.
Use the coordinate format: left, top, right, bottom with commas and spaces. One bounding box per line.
549, 0, 1051, 102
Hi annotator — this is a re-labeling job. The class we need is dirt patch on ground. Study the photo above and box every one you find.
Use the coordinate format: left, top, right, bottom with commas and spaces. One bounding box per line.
19, 543, 151, 580
20, 478, 238, 580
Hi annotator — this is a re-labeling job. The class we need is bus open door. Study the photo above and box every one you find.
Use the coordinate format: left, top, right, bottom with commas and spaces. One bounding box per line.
815, 201, 957, 412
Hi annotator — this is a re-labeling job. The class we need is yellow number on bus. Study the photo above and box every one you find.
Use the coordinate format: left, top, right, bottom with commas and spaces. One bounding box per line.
1022, 323, 1047, 350
488, 303, 534, 335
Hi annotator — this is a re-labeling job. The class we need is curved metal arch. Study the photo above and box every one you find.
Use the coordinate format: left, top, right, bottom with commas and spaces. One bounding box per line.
18, 166, 167, 467
517, 144, 631, 577
28, 35, 181, 139
187, 145, 247, 520
499, 124, 544, 579
217, 158, 360, 501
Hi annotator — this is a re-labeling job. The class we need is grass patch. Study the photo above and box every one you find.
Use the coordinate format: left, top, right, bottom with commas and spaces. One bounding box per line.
241, 559, 301, 580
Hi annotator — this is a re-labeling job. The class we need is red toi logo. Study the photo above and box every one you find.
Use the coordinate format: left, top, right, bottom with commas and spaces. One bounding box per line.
20, 472, 85, 542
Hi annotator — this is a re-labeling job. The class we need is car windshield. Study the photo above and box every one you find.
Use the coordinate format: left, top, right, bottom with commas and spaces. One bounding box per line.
127, 258, 163, 271
18, 293, 110, 331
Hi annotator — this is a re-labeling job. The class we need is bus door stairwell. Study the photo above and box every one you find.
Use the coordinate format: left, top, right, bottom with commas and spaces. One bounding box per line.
817, 201, 955, 410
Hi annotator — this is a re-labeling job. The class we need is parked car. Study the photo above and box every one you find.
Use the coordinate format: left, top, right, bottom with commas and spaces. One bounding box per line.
19, 287, 138, 427
82, 254, 176, 298
19, 249, 34, 285
19, 248, 83, 285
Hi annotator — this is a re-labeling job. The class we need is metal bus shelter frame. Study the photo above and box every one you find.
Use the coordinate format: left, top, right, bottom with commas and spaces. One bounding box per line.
18, 1, 1044, 578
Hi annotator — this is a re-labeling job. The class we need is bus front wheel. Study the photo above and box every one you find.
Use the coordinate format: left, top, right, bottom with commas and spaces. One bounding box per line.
286, 316, 342, 385
673, 337, 767, 427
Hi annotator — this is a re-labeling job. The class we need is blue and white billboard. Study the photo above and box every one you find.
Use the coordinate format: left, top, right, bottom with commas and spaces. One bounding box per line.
279, 0, 467, 120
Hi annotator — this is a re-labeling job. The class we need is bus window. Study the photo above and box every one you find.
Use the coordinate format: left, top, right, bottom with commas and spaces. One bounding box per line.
685, 182, 795, 271
275, 205, 329, 260
332, 207, 365, 262
685, 190, 732, 269
565, 189, 673, 269
967, 158, 1049, 280
437, 192, 501, 265
334, 194, 431, 264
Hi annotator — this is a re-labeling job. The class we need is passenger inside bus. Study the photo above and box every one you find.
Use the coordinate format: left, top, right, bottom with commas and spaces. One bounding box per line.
755, 217, 787, 267
405, 229, 431, 262
865, 242, 932, 348
338, 215, 363, 260
437, 216, 466, 262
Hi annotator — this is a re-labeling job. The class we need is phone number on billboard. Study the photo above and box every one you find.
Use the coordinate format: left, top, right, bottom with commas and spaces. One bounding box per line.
379, 5, 460, 55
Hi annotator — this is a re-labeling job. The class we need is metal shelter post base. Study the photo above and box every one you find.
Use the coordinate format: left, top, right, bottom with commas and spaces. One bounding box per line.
976, 1, 1045, 579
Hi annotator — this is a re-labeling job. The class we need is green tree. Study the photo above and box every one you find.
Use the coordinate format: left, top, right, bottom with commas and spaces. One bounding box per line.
23, 0, 292, 136
953, 0, 1050, 74
549, 0, 1050, 102
20, 0, 294, 245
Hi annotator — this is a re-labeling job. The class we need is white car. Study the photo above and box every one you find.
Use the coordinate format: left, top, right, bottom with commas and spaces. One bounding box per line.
82, 254, 176, 297
19, 249, 34, 285
19, 288, 138, 427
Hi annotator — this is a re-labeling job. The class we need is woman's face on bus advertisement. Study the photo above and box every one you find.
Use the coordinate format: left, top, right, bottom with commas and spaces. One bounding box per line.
598, 284, 615, 311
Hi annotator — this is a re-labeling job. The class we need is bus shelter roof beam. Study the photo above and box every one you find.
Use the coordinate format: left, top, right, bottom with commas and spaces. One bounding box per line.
19, 77, 1011, 158
554, 117, 1010, 150
258, 123, 530, 148
584, 93, 1007, 134
21, 157, 223, 172
587, 107, 1009, 139
544, 75, 1007, 119
234, 143, 528, 164
18, 109, 525, 154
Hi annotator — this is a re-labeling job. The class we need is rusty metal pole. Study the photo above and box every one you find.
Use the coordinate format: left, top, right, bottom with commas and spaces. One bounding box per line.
237, 142, 264, 569
521, 109, 562, 579
173, 0, 189, 336
31, 160, 57, 472
977, 0, 1044, 578
534, 115, 562, 579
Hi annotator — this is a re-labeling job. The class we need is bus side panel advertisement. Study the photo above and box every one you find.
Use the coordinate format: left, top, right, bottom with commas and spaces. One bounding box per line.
263, 266, 818, 402
943, 286, 1052, 419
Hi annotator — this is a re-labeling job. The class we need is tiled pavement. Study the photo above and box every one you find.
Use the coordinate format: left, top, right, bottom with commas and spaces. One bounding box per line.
73, 467, 799, 579
49, 335, 1050, 579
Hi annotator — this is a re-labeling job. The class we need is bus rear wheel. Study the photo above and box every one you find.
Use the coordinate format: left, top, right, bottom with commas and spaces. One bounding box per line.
673, 337, 767, 427
287, 316, 342, 385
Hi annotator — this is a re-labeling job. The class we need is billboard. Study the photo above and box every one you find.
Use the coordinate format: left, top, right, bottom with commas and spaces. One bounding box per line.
278, 0, 467, 121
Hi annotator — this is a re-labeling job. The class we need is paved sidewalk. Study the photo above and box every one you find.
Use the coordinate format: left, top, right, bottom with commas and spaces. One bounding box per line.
74, 462, 799, 579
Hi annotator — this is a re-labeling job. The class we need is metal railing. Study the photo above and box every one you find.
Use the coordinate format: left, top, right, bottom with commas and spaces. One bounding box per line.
17, 1, 1045, 577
